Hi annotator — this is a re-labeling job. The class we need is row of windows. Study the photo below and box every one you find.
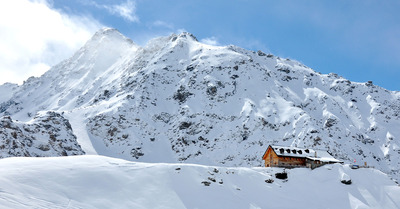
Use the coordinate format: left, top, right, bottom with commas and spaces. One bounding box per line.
282, 157, 302, 161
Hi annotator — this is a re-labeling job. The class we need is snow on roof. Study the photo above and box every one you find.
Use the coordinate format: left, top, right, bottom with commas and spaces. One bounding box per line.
269, 145, 341, 163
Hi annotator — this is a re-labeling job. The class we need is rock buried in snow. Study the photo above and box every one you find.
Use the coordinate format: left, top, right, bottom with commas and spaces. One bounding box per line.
341, 179, 352, 185
201, 181, 211, 186
208, 177, 216, 182
275, 172, 288, 180
265, 179, 274, 183
340, 172, 352, 185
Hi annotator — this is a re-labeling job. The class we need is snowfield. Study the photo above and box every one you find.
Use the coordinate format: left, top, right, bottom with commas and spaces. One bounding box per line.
0, 156, 399, 209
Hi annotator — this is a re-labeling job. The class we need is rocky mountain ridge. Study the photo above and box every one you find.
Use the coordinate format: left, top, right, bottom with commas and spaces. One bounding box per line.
0, 111, 84, 157
1, 28, 400, 181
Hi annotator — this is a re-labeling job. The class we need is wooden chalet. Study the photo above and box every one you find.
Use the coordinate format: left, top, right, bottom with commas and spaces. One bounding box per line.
262, 145, 342, 169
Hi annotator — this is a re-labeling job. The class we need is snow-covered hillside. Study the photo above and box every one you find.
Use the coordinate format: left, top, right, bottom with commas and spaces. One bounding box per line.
1, 28, 400, 182
0, 155, 399, 209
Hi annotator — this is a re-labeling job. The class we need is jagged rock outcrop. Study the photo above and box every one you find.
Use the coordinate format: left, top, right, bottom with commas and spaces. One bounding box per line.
0, 111, 84, 157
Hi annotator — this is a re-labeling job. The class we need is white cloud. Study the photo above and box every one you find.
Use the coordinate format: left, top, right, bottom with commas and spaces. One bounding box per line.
176, 28, 188, 34
0, 0, 102, 85
200, 36, 219, 46
151, 20, 174, 29
90, 0, 139, 23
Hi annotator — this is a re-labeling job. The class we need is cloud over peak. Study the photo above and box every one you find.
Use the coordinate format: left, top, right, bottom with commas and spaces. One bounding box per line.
200, 37, 219, 46
89, 0, 139, 23
0, 0, 102, 85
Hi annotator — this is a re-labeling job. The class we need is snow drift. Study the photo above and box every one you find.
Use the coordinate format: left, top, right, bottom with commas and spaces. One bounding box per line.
0, 155, 399, 209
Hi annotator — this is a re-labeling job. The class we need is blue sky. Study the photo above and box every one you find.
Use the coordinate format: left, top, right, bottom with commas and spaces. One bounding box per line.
1, 0, 400, 91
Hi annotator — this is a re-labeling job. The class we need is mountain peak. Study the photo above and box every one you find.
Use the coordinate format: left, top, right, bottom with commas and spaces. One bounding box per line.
86, 27, 135, 48
169, 32, 198, 42
69, 27, 137, 63
178, 32, 198, 41
93, 27, 122, 38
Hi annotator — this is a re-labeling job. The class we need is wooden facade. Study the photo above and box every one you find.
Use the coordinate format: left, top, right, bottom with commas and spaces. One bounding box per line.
262, 145, 341, 169
262, 146, 306, 168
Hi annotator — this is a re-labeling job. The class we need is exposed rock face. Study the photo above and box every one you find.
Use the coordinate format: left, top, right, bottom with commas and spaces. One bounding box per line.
1, 28, 400, 181
0, 111, 84, 158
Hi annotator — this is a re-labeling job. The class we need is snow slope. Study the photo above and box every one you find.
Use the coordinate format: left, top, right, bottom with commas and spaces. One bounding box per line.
0, 155, 399, 209
1, 28, 400, 182
0, 83, 18, 104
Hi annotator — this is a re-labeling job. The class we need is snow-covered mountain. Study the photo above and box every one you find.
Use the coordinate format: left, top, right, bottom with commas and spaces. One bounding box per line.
1, 28, 400, 182
1, 155, 399, 209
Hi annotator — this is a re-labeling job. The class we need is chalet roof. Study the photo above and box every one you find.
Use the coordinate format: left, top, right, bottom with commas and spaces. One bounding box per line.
268, 145, 341, 163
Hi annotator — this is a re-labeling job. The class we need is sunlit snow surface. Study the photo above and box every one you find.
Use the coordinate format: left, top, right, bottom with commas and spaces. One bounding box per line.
0, 156, 399, 209
1, 28, 400, 185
